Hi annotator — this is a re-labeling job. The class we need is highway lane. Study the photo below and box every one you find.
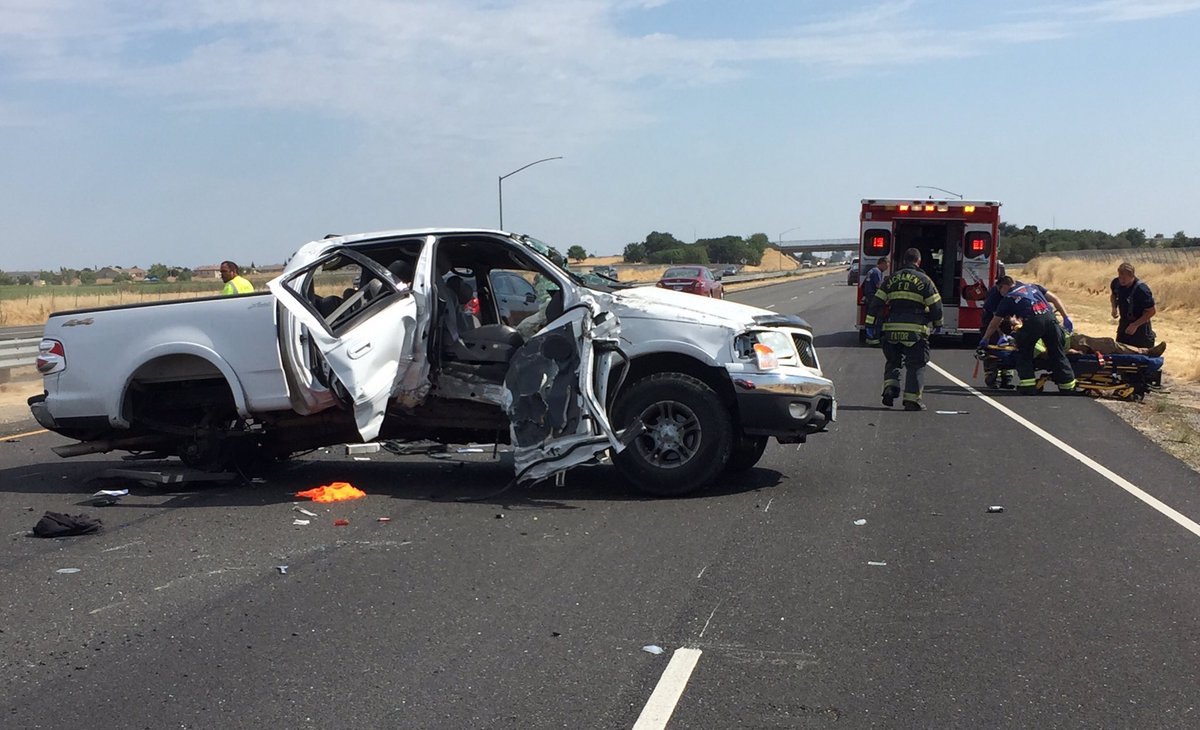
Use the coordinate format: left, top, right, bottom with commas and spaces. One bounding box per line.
3, 272, 1200, 728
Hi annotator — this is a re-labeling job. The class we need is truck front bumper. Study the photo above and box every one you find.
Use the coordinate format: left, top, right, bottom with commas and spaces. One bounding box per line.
729, 371, 836, 444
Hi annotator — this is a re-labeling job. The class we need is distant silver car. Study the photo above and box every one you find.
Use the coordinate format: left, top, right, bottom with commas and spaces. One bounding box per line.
490, 270, 543, 325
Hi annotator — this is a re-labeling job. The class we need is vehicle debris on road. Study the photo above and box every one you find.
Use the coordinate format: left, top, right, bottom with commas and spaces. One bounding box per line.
32, 511, 102, 538
91, 488, 129, 506
642, 645, 665, 655
987, 505, 1005, 513
296, 482, 366, 502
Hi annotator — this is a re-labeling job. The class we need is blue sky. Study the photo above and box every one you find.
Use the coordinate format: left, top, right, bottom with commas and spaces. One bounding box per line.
2, 0, 1198, 270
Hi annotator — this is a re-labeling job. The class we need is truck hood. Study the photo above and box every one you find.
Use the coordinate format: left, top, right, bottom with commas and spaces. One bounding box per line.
603, 286, 812, 333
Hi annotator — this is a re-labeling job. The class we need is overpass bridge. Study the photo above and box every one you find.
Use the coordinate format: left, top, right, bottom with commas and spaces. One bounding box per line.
777, 238, 858, 256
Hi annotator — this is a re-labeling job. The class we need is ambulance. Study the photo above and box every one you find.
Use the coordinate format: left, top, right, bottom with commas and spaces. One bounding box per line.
853, 198, 1002, 343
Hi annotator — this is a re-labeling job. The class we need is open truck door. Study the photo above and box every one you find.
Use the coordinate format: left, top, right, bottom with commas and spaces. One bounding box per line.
269, 246, 418, 442
503, 295, 630, 484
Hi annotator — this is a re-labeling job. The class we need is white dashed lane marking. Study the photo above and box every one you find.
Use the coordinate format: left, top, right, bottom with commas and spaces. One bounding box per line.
633, 648, 704, 730
929, 361, 1200, 539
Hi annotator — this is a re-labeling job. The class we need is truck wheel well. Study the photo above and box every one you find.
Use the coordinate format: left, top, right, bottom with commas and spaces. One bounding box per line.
124, 355, 237, 425
129, 354, 224, 383
617, 352, 736, 412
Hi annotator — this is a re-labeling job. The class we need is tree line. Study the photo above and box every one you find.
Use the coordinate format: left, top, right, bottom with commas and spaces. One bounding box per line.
999, 225, 1198, 263
571, 225, 1200, 267
613, 232, 774, 266
0, 262, 204, 286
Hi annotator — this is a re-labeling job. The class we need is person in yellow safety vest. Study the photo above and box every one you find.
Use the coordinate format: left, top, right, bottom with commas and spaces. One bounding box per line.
865, 247, 943, 411
219, 260, 254, 295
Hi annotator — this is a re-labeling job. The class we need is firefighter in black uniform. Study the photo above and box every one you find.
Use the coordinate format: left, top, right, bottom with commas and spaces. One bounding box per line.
865, 247, 943, 411
979, 280, 1077, 394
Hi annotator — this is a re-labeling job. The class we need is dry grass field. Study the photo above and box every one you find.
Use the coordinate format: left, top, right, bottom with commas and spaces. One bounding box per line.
0, 289, 220, 327
1023, 256, 1200, 473
575, 248, 801, 285
1023, 257, 1199, 382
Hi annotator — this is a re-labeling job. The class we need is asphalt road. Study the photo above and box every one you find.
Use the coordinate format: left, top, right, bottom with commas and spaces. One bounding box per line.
3, 272, 1200, 728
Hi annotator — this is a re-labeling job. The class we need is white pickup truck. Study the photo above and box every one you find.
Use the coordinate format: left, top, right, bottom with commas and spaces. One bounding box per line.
30, 229, 836, 496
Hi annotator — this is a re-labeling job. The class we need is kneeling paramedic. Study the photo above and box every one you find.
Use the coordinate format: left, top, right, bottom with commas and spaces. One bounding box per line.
865, 247, 943, 411
980, 279, 1077, 395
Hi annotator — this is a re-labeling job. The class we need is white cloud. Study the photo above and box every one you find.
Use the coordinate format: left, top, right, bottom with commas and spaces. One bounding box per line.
0, 0, 1195, 144
1064, 0, 1200, 22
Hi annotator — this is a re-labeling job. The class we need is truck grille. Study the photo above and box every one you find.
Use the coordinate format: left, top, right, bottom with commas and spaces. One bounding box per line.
792, 334, 819, 370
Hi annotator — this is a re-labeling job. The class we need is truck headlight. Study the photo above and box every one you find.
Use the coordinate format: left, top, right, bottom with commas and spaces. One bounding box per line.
737, 330, 798, 370
753, 343, 778, 370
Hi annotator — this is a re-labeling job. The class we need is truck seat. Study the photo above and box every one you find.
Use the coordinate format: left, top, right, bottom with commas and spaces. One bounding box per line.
446, 324, 524, 364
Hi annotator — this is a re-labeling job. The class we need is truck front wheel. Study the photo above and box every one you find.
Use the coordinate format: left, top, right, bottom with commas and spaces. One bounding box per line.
612, 373, 733, 497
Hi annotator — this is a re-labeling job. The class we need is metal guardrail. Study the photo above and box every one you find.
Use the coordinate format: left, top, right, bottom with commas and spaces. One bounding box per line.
0, 336, 39, 382
719, 267, 841, 286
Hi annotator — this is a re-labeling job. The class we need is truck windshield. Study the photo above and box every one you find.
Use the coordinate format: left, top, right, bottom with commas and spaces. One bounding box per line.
515, 235, 587, 286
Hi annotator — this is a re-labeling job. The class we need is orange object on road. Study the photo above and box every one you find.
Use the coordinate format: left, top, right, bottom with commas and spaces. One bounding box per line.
295, 482, 366, 503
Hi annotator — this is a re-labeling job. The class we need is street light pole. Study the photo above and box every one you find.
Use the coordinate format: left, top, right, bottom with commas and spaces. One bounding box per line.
915, 185, 963, 200
498, 156, 563, 230
778, 226, 803, 271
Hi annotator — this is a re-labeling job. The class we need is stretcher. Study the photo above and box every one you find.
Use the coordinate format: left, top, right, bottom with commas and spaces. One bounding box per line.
975, 344, 1163, 401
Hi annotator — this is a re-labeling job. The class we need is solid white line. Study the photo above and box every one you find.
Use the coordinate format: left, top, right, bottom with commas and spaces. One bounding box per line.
632, 648, 703, 730
928, 362, 1200, 539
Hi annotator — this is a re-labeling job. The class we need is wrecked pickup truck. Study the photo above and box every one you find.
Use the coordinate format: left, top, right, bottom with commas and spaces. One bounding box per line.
29, 230, 836, 496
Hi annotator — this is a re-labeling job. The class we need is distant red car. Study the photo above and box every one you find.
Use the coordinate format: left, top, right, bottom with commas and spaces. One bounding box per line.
657, 266, 724, 299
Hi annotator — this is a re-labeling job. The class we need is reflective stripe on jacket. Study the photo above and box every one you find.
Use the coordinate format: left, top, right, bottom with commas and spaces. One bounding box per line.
864, 265, 943, 343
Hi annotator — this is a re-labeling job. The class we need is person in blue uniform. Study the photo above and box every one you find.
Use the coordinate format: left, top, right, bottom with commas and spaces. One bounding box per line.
980, 278, 1077, 395
861, 256, 889, 345
1110, 262, 1157, 348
